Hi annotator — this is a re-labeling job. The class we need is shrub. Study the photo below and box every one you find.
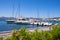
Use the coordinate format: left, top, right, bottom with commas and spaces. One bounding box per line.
0, 37, 3, 40
4, 24, 60, 40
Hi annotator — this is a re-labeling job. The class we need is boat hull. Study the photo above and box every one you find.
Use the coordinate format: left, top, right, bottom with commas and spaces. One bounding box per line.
6, 21, 15, 24
15, 22, 30, 25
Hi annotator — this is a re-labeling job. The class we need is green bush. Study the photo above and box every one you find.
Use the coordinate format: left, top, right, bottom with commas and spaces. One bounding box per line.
3, 24, 60, 40
0, 37, 3, 40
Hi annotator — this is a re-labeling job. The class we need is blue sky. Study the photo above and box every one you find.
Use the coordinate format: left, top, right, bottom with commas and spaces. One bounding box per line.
0, 0, 60, 18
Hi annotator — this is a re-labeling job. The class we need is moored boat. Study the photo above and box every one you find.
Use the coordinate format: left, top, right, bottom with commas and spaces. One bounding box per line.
15, 17, 30, 25
6, 20, 15, 24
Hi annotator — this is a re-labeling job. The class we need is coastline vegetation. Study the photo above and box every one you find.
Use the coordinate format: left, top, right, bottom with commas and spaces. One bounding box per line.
0, 24, 60, 40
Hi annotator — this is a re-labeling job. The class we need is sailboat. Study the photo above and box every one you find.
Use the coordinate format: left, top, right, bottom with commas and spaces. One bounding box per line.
15, 1, 30, 25
30, 8, 52, 26
15, 17, 30, 25
6, 0, 15, 24
41, 10, 52, 26
29, 8, 41, 26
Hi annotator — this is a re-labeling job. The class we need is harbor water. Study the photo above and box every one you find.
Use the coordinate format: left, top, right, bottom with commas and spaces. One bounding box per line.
0, 20, 60, 32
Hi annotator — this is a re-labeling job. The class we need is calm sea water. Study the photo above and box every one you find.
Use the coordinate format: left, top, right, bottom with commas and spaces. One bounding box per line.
0, 20, 41, 31
0, 20, 60, 31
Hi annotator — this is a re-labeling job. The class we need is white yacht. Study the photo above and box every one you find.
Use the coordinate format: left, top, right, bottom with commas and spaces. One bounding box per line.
15, 17, 30, 25
40, 22, 52, 26
29, 19, 41, 25
29, 19, 52, 26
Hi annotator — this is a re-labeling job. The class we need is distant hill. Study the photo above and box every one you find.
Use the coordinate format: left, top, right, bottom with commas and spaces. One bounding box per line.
47, 17, 60, 19
0, 17, 60, 21
0, 17, 16, 21
52, 17, 60, 19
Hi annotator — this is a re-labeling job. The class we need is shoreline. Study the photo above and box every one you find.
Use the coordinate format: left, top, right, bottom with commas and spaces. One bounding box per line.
0, 27, 51, 38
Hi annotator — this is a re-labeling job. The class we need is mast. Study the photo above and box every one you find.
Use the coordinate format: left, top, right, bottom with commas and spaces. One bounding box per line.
12, 0, 14, 17
36, 0, 40, 20
15, 0, 20, 19
47, 10, 51, 30
37, 8, 40, 18
47, 10, 50, 20
18, 2, 20, 18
